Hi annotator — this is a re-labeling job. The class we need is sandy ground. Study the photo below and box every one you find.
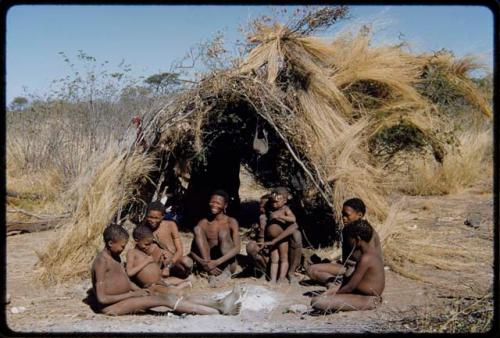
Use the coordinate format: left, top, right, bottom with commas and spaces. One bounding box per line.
4, 189, 494, 333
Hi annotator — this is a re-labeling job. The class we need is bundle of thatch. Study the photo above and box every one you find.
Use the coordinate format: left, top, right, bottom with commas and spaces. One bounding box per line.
36, 145, 156, 282
36, 6, 491, 283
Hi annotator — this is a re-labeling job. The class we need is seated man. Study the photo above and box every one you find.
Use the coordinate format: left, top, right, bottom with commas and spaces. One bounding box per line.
189, 190, 241, 285
310, 219, 385, 312
91, 223, 242, 316
307, 198, 382, 288
144, 201, 193, 279
246, 187, 303, 283
126, 225, 191, 291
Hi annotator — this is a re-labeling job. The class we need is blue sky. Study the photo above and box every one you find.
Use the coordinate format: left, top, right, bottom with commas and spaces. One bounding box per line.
6, 5, 494, 103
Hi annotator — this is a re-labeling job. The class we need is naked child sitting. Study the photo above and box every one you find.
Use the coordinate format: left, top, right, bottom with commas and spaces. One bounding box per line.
307, 198, 382, 288
126, 225, 191, 291
91, 223, 243, 316
190, 190, 241, 286
144, 201, 193, 279
310, 219, 385, 312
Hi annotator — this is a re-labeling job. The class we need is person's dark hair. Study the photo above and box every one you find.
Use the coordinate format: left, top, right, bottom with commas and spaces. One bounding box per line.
133, 225, 154, 241
147, 200, 165, 214
103, 223, 129, 244
211, 189, 229, 202
271, 187, 289, 199
343, 219, 373, 242
343, 198, 366, 215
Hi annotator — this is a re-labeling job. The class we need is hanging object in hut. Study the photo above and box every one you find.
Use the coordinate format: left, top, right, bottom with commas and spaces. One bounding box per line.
253, 122, 269, 155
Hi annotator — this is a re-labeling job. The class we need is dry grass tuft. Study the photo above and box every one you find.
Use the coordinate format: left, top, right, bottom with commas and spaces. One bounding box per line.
380, 198, 493, 292
399, 128, 492, 195
35, 146, 157, 283
393, 292, 493, 333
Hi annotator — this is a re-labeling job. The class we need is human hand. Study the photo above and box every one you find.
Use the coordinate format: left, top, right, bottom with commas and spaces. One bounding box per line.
161, 252, 172, 265
257, 241, 274, 251
208, 267, 223, 276
206, 260, 219, 272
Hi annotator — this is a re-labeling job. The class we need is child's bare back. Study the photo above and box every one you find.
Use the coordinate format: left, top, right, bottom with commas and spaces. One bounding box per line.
92, 250, 136, 297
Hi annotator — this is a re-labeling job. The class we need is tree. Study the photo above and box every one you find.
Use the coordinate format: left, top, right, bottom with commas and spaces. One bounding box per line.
144, 72, 181, 94
9, 96, 28, 111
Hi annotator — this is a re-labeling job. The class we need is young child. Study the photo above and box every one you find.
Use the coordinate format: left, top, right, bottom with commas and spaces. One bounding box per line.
144, 201, 193, 279
126, 225, 191, 291
257, 187, 303, 283
91, 223, 243, 316
310, 219, 385, 312
307, 198, 382, 288
190, 190, 241, 286
252, 193, 271, 242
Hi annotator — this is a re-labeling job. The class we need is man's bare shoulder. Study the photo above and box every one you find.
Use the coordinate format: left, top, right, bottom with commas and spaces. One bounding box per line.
227, 216, 239, 227
196, 218, 209, 227
160, 220, 178, 231
127, 247, 142, 255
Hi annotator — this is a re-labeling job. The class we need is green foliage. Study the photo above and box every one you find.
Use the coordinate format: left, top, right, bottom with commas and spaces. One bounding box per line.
9, 96, 29, 111
144, 72, 181, 94
370, 120, 428, 156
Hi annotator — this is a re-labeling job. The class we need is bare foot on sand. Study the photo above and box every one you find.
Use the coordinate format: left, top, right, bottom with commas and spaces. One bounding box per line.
218, 285, 243, 315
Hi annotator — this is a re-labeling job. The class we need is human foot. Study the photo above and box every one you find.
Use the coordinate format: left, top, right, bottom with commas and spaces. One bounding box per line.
219, 285, 243, 315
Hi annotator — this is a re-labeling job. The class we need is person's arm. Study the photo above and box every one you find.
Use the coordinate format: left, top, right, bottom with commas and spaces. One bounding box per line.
168, 222, 183, 265
125, 249, 154, 277
276, 206, 296, 224
258, 214, 267, 243
211, 219, 241, 268
267, 223, 299, 247
129, 280, 141, 291
94, 256, 148, 305
336, 255, 371, 294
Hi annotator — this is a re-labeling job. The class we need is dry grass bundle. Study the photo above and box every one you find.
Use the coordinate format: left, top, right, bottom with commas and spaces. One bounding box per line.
325, 119, 388, 221
330, 30, 426, 111
380, 198, 492, 292
35, 146, 157, 283
399, 128, 493, 196
419, 52, 492, 119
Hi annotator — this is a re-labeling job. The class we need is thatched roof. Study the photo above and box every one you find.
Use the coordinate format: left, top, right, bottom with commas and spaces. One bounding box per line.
36, 7, 491, 283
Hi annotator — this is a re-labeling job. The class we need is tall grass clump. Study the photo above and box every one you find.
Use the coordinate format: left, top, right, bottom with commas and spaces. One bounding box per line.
35, 146, 157, 283
399, 127, 493, 195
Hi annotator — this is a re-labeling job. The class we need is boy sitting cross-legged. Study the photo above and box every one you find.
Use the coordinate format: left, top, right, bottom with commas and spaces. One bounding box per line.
90, 223, 243, 316
310, 219, 385, 312
143, 201, 193, 279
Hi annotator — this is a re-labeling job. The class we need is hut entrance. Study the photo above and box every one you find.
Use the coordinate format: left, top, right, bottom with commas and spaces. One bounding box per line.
182, 132, 243, 229
169, 98, 337, 247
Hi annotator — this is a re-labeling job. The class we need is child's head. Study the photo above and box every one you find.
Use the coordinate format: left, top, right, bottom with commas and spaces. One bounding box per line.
209, 190, 229, 215
146, 201, 165, 230
259, 193, 271, 214
103, 223, 129, 255
270, 187, 289, 209
343, 219, 373, 248
342, 198, 366, 225
133, 225, 155, 255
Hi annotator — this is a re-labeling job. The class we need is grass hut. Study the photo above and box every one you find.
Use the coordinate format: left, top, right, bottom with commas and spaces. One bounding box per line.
36, 7, 491, 283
